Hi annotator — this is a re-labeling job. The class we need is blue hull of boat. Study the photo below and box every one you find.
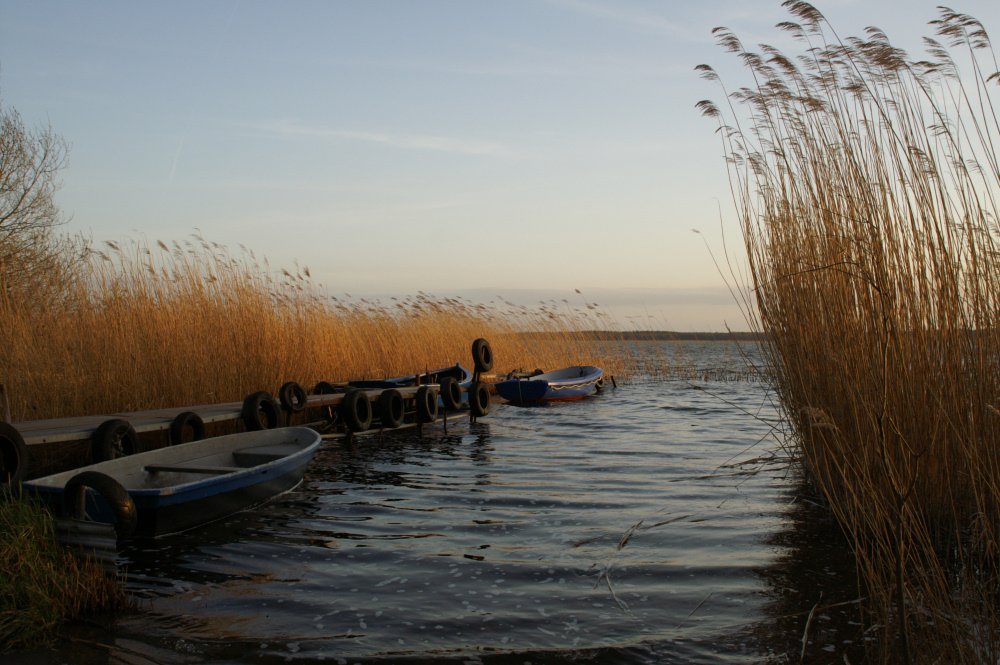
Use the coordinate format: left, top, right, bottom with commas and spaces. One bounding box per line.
349, 364, 474, 408
348, 363, 472, 390
24, 427, 322, 537
494, 366, 603, 403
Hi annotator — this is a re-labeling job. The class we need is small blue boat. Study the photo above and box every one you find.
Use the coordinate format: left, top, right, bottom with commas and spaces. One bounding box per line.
494, 366, 604, 403
23, 427, 322, 538
348, 363, 473, 390
349, 363, 474, 412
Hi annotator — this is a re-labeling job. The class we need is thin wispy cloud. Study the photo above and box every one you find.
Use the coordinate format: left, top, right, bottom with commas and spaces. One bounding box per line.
323, 54, 574, 79
262, 121, 517, 157
167, 0, 240, 187
546, 0, 690, 40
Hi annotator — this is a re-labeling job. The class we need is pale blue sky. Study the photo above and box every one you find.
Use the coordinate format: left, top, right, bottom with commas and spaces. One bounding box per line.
3, 1, 999, 330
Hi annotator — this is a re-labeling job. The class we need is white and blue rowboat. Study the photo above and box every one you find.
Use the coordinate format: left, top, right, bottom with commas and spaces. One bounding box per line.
494, 366, 604, 403
23, 427, 321, 538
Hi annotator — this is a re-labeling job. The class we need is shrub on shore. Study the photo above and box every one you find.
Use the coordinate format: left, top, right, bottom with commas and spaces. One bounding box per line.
0, 494, 128, 653
701, 3, 1000, 662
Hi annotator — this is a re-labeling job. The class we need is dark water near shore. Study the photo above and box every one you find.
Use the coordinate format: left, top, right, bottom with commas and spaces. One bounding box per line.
22, 342, 866, 664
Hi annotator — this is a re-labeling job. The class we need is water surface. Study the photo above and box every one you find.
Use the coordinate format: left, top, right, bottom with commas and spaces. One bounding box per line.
22, 342, 863, 664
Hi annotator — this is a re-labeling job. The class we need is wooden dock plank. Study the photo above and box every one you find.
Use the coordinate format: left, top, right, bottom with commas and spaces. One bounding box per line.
12, 385, 438, 446
13, 403, 246, 445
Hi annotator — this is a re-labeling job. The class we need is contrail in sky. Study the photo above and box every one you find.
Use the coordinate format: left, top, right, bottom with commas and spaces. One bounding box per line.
168, 1, 240, 186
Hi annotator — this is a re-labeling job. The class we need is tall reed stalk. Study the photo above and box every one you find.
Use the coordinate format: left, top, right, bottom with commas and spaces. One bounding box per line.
700, 2, 1000, 661
0, 234, 633, 423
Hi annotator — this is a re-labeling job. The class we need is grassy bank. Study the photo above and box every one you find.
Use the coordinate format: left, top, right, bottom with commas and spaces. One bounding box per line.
0, 235, 635, 424
701, 3, 1000, 662
0, 494, 128, 653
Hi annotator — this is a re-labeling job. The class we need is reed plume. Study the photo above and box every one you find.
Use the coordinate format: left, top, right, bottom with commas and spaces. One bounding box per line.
701, 3, 1000, 661
0, 233, 633, 422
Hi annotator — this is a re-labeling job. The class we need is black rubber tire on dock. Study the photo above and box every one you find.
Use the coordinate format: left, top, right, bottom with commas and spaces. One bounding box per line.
242, 391, 285, 431
64, 471, 137, 538
340, 389, 373, 432
377, 389, 404, 429
312, 381, 337, 395
468, 381, 491, 418
279, 381, 308, 413
415, 386, 439, 423
169, 411, 205, 446
471, 338, 494, 373
439, 377, 462, 412
0, 422, 29, 486
91, 419, 142, 462
311, 381, 339, 422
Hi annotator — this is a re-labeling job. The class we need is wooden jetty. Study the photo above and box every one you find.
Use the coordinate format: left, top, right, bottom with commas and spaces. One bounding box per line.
14, 386, 455, 446
0, 339, 498, 484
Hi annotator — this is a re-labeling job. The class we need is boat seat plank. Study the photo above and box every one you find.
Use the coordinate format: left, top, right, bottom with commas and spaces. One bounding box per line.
232, 445, 299, 467
144, 464, 242, 475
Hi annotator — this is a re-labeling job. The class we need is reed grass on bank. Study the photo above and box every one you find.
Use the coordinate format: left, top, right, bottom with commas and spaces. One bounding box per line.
0, 236, 665, 652
0, 235, 640, 423
0, 494, 128, 653
700, 2, 1000, 662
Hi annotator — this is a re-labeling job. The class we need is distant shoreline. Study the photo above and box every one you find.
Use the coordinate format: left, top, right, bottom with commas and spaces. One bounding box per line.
527, 331, 762, 342
618, 331, 761, 341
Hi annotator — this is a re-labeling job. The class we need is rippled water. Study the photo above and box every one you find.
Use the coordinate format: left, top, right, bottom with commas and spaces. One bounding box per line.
21, 342, 865, 664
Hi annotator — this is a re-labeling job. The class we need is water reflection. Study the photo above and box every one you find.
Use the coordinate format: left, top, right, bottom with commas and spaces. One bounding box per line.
741, 475, 867, 663
312, 423, 496, 489
9, 347, 877, 664
119, 489, 326, 595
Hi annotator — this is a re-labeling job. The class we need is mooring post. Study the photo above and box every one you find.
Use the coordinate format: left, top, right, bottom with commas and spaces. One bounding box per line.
0, 383, 9, 423
471, 369, 482, 425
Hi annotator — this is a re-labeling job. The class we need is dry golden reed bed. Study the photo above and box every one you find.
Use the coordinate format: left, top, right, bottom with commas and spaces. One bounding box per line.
0, 234, 639, 653
701, 2, 1000, 662
0, 234, 633, 423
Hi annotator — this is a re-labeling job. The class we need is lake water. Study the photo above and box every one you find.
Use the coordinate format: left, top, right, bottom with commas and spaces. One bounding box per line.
22, 342, 865, 664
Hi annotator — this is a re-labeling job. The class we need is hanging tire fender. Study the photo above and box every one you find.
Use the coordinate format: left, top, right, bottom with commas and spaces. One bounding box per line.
341, 389, 373, 432
64, 471, 137, 538
0, 422, 29, 486
242, 391, 284, 431
279, 381, 308, 413
91, 419, 142, 462
169, 411, 205, 446
471, 338, 494, 373
415, 386, 439, 423
439, 377, 463, 412
312, 381, 337, 395
468, 381, 491, 418
377, 388, 405, 429
311, 381, 339, 422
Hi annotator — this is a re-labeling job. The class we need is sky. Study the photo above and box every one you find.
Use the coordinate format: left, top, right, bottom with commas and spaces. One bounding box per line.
2, 1, 999, 331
